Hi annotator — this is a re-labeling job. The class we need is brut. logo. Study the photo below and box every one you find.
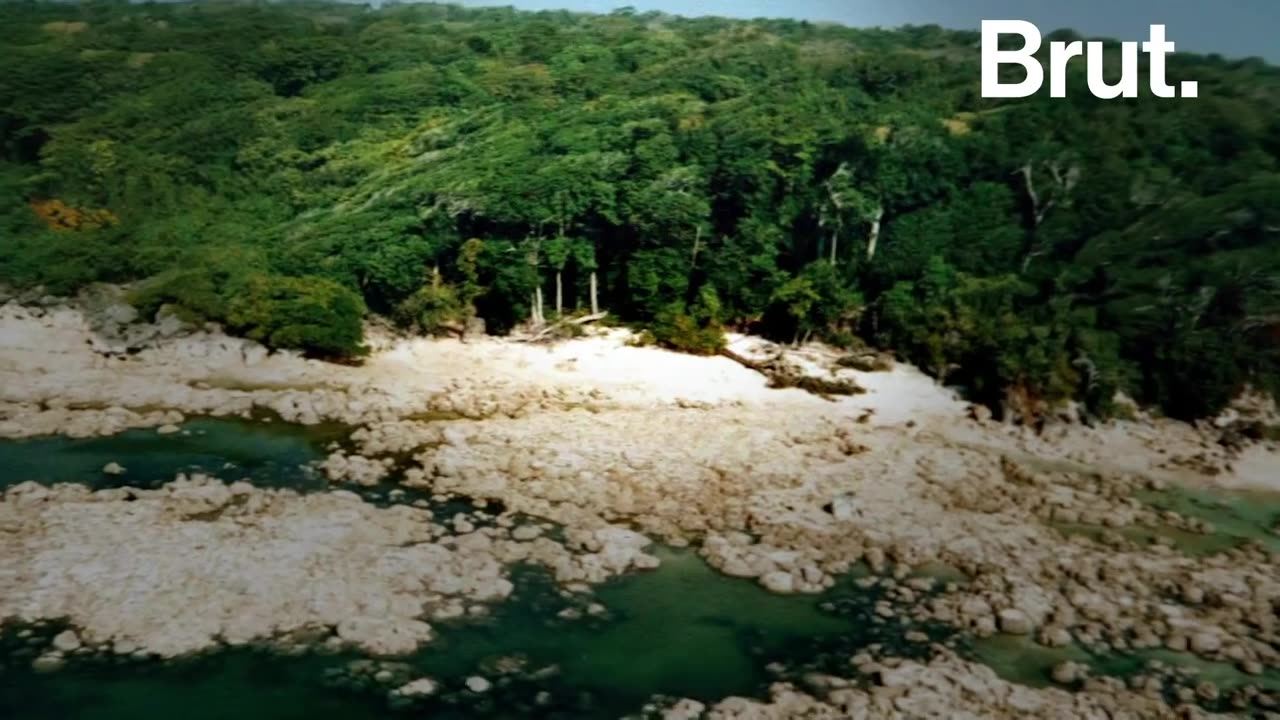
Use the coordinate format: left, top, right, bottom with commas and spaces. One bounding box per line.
982, 21, 1199, 99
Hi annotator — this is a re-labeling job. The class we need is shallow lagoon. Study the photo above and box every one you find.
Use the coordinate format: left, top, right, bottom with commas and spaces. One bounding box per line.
0, 417, 344, 491
2, 420, 1278, 717
0, 420, 883, 718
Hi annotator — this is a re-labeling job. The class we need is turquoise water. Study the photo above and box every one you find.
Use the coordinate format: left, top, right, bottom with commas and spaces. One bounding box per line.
0, 418, 343, 491
987, 483, 1280, 696
973, 634, 1280, 698
1049, 483, 1280, 556
0, 647, 386, 720
1136, 486, 1280, 553
2, 421, 1276, 717
0, 549, 895, 720
0, 421, 908, 719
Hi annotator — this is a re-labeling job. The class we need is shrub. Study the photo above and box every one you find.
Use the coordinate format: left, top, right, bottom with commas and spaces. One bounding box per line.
650, 290, 726, 355
393, 281, 468, 335
225, 274, 367, 357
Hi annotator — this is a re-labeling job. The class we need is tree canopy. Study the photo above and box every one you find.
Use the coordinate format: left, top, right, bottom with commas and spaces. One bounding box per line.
2, 1, 1278, 418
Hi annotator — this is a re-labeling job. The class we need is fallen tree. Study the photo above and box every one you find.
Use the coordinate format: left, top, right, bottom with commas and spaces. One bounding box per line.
515, 312, 610, 344
718, 347, 865, 399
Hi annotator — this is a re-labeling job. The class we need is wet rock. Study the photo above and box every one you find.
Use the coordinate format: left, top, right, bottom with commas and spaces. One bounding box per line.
1039, 626, 1072, 648
32, 653, 64, 673
51, 629, 82, 653
658, 698, 707, 720
102, 462, 126, 476
1195, 681, 1219, 702
465, 676, 492, 693
761, 571, 795, 594
392, 677, 438, 698
1051, 661, 1086, 685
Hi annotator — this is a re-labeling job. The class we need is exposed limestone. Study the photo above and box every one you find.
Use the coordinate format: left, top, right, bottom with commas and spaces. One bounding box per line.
3, 296, 1279, 716
0, 476, 648, 659
700, 653, 1226, 720
318, 450, 394, 487
392, 677, 438, 699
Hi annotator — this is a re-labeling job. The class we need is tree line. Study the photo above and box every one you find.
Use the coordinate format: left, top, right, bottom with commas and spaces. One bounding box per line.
2, 1, 1278, 421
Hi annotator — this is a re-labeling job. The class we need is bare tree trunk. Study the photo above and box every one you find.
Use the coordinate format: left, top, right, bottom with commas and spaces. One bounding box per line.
530, 291, 540, 326
829, 230, 838, 265
535, 286, 545, 326
590, 271, 599, 315
555, 271, 563, 317
865, 207, 884, 261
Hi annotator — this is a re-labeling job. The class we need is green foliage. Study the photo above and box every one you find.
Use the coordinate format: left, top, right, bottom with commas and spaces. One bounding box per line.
129, 249, 365, 357
225, 274, 366, 358
2, 1, 1278, 417
650, 287, 726, 355
394, 278, 467, 335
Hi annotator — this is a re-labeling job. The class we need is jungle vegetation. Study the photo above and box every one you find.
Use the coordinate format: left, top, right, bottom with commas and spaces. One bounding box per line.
2, 0, 1278, 421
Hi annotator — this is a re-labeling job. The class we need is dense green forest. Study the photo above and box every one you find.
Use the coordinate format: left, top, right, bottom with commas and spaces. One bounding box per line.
2, 1, 1279, 421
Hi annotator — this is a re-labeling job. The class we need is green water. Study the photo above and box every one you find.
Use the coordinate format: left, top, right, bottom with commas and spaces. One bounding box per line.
0, 549, 871, 719
0, 417, 343, 491
0, 648, 386, 720
414, 547, 850, 703
1136, 486, 1280, 553
996, 484, 1280, 694
3, 421, 1277, 717
1050, 484, 1280, 556
971, 634, 1095, 688
973, 634, 1280, 696
0, 422, 888, 719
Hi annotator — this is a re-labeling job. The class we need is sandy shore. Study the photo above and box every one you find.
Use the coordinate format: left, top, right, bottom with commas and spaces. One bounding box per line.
2, 295, 1278, 716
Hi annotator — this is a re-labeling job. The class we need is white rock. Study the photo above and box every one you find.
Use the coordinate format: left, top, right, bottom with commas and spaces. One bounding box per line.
51, 629, 82, 653
998, 608, 1033, 635
761, 571, 796, 594
394, 677, 438, 698
102, 462, 126, 476
32, 653, 65, 673
663, 699, 707, 720
512, 525, 542, 541
465, 676, 492, 693
1190, 631, 1222, 655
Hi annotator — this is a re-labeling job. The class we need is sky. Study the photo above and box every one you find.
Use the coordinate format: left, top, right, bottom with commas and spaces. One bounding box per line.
447, 0, 1279, 62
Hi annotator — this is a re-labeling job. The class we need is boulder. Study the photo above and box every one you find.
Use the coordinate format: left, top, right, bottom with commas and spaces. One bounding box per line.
761, 571, 796, 594
465, 676, 492, 693
1051, 661, 1085, 685
1040, 626, 1072, 648
102, 462, 126, 476
511, 525, 542, 541
998, 608, 1033, 635
662, 699, 706, 720
393, 677, 438, 698
1190, 631, 1222, 655
32, 653, 65, 673
51, 629, 82, 653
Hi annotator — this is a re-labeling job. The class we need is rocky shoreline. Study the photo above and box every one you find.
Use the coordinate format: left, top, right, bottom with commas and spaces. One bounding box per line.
2, 291, 1279, 717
